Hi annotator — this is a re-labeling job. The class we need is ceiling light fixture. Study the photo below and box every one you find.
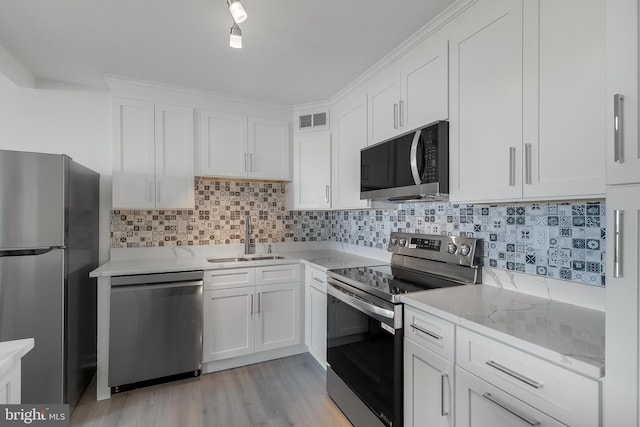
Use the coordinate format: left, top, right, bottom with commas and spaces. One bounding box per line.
227, 0, 247, 24
230, 23, 242, 48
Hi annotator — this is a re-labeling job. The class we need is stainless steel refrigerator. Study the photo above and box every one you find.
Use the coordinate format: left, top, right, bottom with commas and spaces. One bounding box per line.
0, 150, 99, 406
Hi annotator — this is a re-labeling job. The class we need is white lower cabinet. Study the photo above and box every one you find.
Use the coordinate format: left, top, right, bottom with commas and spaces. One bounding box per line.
254, 282, 300, 352
304, 267, 327, 368
403, 307, 455, 427
404, 338, 454, 427
203, 286, 254, 361
456, 367, 565, 427
203, 265, 301, 363
404, 306, 602, 427
456, 327, 600, 427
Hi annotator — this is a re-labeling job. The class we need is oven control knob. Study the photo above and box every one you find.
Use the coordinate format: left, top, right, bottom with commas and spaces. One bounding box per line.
460, 243, 471, 256
399, 238, 407, 247
391, 237, 398, 246
447, 242, 457, 254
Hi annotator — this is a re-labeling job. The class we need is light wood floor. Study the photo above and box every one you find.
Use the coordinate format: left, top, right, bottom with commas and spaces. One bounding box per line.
70, 354, 352, 427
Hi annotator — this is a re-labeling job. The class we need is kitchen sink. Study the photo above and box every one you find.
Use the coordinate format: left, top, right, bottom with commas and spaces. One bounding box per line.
207, 256, 285, 263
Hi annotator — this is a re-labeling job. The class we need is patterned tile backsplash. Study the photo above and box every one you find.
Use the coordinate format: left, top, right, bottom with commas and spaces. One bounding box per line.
111, 178, 606, 287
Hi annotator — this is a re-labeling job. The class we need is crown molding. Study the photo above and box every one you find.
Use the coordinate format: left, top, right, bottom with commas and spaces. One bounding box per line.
104, 74, 292, 113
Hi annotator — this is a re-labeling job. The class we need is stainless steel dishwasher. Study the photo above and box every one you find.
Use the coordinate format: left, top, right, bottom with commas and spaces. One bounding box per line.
108, 270, 203, 392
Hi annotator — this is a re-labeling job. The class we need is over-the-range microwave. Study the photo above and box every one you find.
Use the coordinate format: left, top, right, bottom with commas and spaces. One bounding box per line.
360, 120, 448, 201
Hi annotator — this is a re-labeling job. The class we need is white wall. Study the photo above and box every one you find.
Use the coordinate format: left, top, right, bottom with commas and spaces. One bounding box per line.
0, 77, 112, 262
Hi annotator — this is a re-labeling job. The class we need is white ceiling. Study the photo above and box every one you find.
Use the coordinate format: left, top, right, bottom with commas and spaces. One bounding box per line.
0, 0, 455, 105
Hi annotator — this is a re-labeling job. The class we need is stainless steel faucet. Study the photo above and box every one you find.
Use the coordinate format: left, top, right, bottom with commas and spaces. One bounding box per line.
244, 215, 255, 255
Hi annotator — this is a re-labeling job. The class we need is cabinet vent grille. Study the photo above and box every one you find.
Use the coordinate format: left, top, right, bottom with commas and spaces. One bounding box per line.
298, 111, 329, 131
313, 112, 327, 126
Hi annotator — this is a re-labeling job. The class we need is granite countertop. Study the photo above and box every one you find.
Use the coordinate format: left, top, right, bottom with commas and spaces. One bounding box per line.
402, 285, 605, 379
90, 249, 387, 278
0, 338, 34, 378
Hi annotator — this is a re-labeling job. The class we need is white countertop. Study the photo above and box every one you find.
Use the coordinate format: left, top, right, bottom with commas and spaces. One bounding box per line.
0, 338, 34, 377
402, 285, 605, 379
90, 248, 387, 277
91, 244, 605, 380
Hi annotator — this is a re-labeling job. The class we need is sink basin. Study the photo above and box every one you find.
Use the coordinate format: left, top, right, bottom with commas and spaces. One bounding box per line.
207, 256, 285, 263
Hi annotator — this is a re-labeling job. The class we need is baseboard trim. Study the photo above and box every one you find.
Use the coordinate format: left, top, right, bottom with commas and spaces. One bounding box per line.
202, 344, 308, 374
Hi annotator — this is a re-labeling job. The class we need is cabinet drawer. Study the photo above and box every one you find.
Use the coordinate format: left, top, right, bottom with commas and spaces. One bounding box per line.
457, 327, 600, 426
256, 264, 300, 285
456, 366, 566, 427
204, 268, 255, 290
307, 267, 327, 292
404, 306, 455, 361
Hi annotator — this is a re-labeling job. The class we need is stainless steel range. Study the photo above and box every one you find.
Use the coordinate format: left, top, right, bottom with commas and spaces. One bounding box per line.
326, 232, 482, 427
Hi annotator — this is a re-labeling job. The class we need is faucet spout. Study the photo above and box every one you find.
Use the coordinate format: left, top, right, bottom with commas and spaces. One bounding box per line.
245, 215, 255, 255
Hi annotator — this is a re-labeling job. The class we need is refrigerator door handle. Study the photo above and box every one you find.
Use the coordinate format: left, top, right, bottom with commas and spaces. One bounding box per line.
0, 246, 66, 257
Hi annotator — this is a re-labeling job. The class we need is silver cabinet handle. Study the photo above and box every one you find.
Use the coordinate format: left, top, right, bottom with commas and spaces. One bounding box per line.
525, 143, 532, 185
482, 393, 540, 426
509, 147, 516, 186
146, 181, 153, 203
257, 293, 261, 314
614, 210, 624, 278
393, 103, 399, 129
312, 276, 325, 285
614, 94, 624, 163
409, 130, 422, 185
486, 360, 543, 389
399, 100, 405, 127
441, 373, 449, 416
325, 185, 330, 204
244, 153, 248, 172
410, 323, 442, 340
250, 293, 254, 315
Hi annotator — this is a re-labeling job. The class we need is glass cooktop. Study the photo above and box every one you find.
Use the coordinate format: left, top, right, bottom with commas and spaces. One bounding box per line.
328, 264, 461, 303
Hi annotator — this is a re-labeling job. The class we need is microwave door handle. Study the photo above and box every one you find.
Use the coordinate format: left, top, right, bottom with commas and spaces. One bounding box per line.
410, 130, 423, 185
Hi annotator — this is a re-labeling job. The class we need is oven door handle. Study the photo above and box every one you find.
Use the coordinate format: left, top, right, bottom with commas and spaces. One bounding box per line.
327, 281, 395, 320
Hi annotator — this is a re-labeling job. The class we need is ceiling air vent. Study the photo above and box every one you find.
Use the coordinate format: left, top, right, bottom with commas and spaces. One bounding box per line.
298, 111, 329, 131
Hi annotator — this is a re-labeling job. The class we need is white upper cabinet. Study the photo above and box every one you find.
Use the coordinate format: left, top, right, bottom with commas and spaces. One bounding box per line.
400, 38, 449, 133
367, 37, 449, 145
199, 111, 290, 181
199, 111, 247, 178
248, 117, 290, 180
368, 67, 402, 145
450, 0, 605, 203
291, 133, 332, 209
154, 104, 196, 208
113, 98, 155, 209
522, 0, 605, 198
606, 0, 640, 185
449, 0, 524, 202
112, 97, 195, 209
332, 92, 370, 210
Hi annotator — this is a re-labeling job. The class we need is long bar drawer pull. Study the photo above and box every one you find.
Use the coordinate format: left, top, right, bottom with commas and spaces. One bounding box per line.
508, 147, 517, 186
410, 324, 442, 340
441, 373, 448, 416
613, 210, 623, 278
482, 393, 540, 426
486, 360, 543, 389
614, 94, 624, 163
